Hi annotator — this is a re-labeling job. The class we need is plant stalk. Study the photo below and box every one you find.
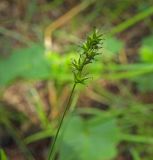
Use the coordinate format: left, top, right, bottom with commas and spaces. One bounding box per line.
48, 83, 77, 160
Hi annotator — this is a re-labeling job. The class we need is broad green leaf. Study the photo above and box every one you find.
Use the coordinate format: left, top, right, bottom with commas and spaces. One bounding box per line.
0, 43, 50, 86
59, 116, 120, 160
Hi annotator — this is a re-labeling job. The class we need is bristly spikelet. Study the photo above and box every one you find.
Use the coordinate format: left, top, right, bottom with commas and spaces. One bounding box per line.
71, 29, 103, 84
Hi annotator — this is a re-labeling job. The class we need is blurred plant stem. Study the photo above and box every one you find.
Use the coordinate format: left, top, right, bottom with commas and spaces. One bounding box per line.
44, 0, 97, 50
110, 6, 153, 36
121, 134, 153, 144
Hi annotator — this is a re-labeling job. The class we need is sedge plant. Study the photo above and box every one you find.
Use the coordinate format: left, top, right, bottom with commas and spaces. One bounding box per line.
48, 29, 103, 160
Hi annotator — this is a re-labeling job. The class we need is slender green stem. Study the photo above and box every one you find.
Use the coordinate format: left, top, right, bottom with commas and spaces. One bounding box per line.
121, 134, 153, 144
130, 148, 141, 160
110, 6, 153, 36
48, 83, 77, 160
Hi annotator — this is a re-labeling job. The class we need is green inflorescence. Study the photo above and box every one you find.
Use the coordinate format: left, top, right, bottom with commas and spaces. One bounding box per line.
71, 29, 103, 84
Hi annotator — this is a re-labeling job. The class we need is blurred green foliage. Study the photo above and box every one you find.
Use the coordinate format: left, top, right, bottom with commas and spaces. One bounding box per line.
139, 35, 153, 63
0, 0, 153, 160
0, 37, 123, 87
133, 35, 153, 92
59, 116, 120, 160
0, 149, 8, 160
0, 44, 49, 86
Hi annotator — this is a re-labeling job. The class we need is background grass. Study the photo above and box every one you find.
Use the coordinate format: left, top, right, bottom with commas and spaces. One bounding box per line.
0, 0, 153, 160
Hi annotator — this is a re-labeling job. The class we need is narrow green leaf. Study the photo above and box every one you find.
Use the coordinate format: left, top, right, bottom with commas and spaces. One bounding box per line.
0, 149, 8, 160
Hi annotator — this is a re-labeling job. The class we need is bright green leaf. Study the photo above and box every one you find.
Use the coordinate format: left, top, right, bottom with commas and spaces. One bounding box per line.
0, 149, 8, 160
139, 35, 153, 63
59, 116, 120, 160
0, 43, 50, 86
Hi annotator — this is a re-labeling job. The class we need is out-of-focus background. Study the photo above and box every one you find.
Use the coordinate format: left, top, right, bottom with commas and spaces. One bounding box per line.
0, 0, 153, 159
